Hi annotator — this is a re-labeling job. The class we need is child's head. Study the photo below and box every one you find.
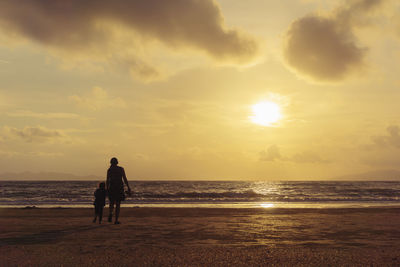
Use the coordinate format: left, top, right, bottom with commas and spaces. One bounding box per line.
99, 182, 105, 189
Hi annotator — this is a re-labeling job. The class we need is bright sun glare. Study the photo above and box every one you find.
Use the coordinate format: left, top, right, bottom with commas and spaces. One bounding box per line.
250, 101, 282, 126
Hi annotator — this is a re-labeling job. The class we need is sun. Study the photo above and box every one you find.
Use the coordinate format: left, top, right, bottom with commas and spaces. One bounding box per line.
250, 101, 282, 126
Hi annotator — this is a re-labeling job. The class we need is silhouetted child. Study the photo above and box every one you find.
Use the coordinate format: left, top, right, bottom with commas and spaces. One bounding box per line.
93, 182, 106, 224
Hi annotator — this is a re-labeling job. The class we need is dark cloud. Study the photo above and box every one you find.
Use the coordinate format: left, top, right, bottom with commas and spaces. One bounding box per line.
283, 15, 365, 81
283, 0, 384, 82
0, 0, 259, 79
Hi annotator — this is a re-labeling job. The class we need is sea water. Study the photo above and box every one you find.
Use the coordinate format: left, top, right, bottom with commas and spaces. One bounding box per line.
0, 180, 400, 208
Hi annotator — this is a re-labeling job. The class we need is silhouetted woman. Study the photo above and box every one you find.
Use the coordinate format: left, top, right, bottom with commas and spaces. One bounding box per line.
106, 157, 131, 224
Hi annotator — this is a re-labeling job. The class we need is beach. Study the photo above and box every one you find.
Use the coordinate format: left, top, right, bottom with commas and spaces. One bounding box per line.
1, 207, 400, 266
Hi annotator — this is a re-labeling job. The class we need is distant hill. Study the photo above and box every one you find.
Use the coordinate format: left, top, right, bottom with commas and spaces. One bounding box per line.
333, 169, 400, 181
0, 171, 102, 180
1, 169, 400, 181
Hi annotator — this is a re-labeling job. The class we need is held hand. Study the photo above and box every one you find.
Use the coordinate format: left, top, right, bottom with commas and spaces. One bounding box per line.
126, 187, 132, 196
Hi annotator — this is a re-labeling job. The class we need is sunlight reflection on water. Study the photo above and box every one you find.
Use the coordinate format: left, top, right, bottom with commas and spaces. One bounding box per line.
259, 203, 275, 208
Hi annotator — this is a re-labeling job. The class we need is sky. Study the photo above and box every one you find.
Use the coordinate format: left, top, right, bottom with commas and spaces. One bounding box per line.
0, 0, 400, 180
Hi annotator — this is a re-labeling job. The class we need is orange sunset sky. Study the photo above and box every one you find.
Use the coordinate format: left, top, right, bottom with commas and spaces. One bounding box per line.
0, 0, 399, 180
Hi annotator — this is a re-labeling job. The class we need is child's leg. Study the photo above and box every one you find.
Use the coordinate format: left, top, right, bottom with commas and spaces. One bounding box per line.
93, 205, 98, 222
99, 206, 103, 223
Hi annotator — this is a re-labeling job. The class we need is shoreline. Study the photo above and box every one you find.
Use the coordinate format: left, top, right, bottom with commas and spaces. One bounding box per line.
3, 205, 400, 209
2, 201, 400, 209
2, 206, 400, 217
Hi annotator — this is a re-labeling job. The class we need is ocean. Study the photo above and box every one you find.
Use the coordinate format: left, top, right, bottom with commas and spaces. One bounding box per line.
1, 180, 400, 208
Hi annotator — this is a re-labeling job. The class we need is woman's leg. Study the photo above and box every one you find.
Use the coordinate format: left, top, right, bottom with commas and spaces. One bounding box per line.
115, 200, 121, 224
108, 200, 115, 222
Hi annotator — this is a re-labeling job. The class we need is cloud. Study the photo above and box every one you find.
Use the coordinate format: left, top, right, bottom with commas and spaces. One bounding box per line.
372, 125, 400, 148
0, 0, 260, 80
357, 125, 400, 168
0, 91, 12, 109
283, 0, 384, 82
283, 16, 365, 81
0, 150, 64, 158
290, 151, 330, 163
70, 87, 126, 111
259, 145, 328, 163
0, 150, 20, 157
1, 126, 72, 143
6, 110, 80, 119
259, 145, 282, 161
29, 151, 64, 157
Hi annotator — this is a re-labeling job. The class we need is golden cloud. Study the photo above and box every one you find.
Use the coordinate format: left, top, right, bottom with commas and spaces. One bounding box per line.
6, 110, 80, 119
259, 145, 281, 161
372, 125, 400, 148
70, 87, 126, 111
260, 145, 329, 163
1, 126, 72, 143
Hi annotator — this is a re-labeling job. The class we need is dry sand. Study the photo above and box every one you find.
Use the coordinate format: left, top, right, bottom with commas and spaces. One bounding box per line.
1, 207, 400, 266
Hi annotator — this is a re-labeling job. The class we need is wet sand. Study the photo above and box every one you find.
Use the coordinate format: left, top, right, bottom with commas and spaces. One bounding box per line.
1, 207, 400, 266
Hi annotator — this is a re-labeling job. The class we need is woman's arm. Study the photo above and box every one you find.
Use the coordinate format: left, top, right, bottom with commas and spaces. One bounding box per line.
122, 168, 131, 192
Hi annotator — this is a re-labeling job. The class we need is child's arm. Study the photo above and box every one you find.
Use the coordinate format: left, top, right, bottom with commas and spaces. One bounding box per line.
106, 170, 111, 191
